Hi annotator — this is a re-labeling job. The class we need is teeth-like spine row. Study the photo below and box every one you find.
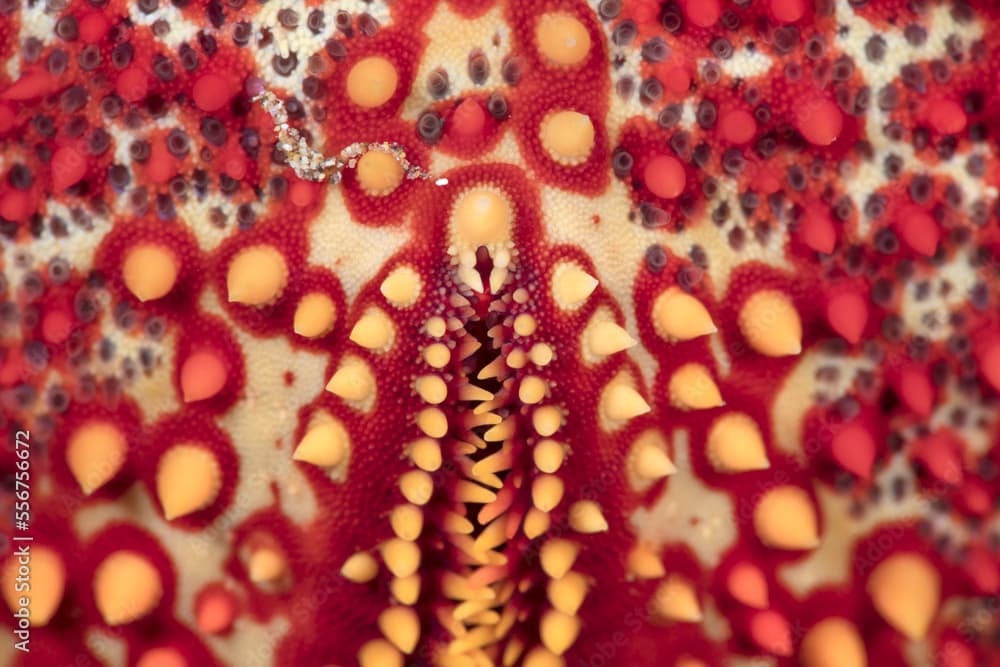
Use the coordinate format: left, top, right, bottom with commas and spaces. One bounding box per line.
431, 247, 591, 663
464, 251, 652, 661
442, 286, 512, 662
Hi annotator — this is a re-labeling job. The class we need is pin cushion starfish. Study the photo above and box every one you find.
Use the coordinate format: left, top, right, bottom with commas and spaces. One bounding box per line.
0, 1, 999, 666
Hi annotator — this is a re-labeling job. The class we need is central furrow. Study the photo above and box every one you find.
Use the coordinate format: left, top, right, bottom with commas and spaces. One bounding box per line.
423, 247, 597, 666
430, 248, 543, 664
333, 169, 655, 667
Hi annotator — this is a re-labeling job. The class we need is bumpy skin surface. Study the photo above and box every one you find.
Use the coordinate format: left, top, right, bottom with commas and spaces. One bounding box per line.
1, 0, 1000, 666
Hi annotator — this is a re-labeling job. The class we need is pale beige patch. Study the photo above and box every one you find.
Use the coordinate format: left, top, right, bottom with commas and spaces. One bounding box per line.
308, 188, 410, 301
84, 627, 126, 666
75, 485, 290, 666
771, 349, 874, 461
778, 468, 926, 599
630, 431, 736, 569
700, 596, 733, 643
402, 4, 512, 121
203, 289, 324, 522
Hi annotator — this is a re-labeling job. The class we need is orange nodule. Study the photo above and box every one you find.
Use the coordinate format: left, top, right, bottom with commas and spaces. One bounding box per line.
450, 98, 487, 139
831, 422, 876, 479
1, 545, 65, 626
719, 108, 756, 144
0, 190, 30, 222
895, 206, 939, 256
66, 420, 128, 495
536, 13, 592, 66
290, 179, 319, 208
116, 66, 148, 103
346, 56, 398, 108
867, 552, 940, 639
93, 550, 163, 625
453, 189, 511, 246
51, 146, 86, 191
826, 290, 867, 344
750, 610, 793, 656
122, 243, 180, 302
644, 155, 686, 200
196, 587, 237, 634
192, 73, 234, 112
41, 309, 73, 344
180, 350, 227, 403
136, 647, 187, 667
770, 0, 807, 22
798, 205, 836, 254
684, 0, 721, 27
156, 444, 222, 520
754, 486, 819, 550
800, 617, 867, 667
226, 245, 288, 306
79, 13, 110, 43
796, 99, 843, 146
925, 98, 966, 135
356, 149, 404, 195
147, 138, 178, 185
